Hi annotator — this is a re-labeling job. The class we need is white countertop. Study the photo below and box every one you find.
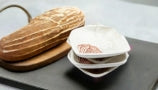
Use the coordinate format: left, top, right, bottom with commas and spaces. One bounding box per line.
0, 0, 158, 43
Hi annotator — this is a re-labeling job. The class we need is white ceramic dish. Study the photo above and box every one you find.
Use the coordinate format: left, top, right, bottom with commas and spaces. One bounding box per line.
77, 66, 118, 78
67, 25, 130, 58
67, 50, 129, 69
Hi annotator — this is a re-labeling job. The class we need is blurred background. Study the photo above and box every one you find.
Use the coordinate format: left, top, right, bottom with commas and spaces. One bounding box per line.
0, 0, 158, 43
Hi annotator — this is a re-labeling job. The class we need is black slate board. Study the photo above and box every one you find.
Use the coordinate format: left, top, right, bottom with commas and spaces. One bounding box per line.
0, 38, 158, 90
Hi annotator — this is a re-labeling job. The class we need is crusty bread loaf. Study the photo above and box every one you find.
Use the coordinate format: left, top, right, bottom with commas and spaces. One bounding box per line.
0, 7, 85, 62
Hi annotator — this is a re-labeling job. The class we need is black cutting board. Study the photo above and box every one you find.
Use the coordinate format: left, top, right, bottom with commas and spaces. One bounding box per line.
0, 38, 158, 90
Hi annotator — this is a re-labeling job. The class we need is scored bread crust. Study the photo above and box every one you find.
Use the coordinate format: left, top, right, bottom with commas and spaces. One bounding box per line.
0, 7, 85, 61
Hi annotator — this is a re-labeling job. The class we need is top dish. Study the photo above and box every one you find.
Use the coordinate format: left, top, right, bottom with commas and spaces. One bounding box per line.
67, 25, 130, 58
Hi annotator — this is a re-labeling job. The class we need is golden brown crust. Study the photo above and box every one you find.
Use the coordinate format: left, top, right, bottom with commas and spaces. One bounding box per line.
0, 7, 85, 61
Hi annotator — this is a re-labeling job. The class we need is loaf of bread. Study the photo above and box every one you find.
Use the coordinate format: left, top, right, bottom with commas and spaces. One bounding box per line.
0, 7, 85, 62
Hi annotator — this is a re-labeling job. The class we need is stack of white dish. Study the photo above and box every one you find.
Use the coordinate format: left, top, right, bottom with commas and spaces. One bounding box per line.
67, 25, 130, 78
